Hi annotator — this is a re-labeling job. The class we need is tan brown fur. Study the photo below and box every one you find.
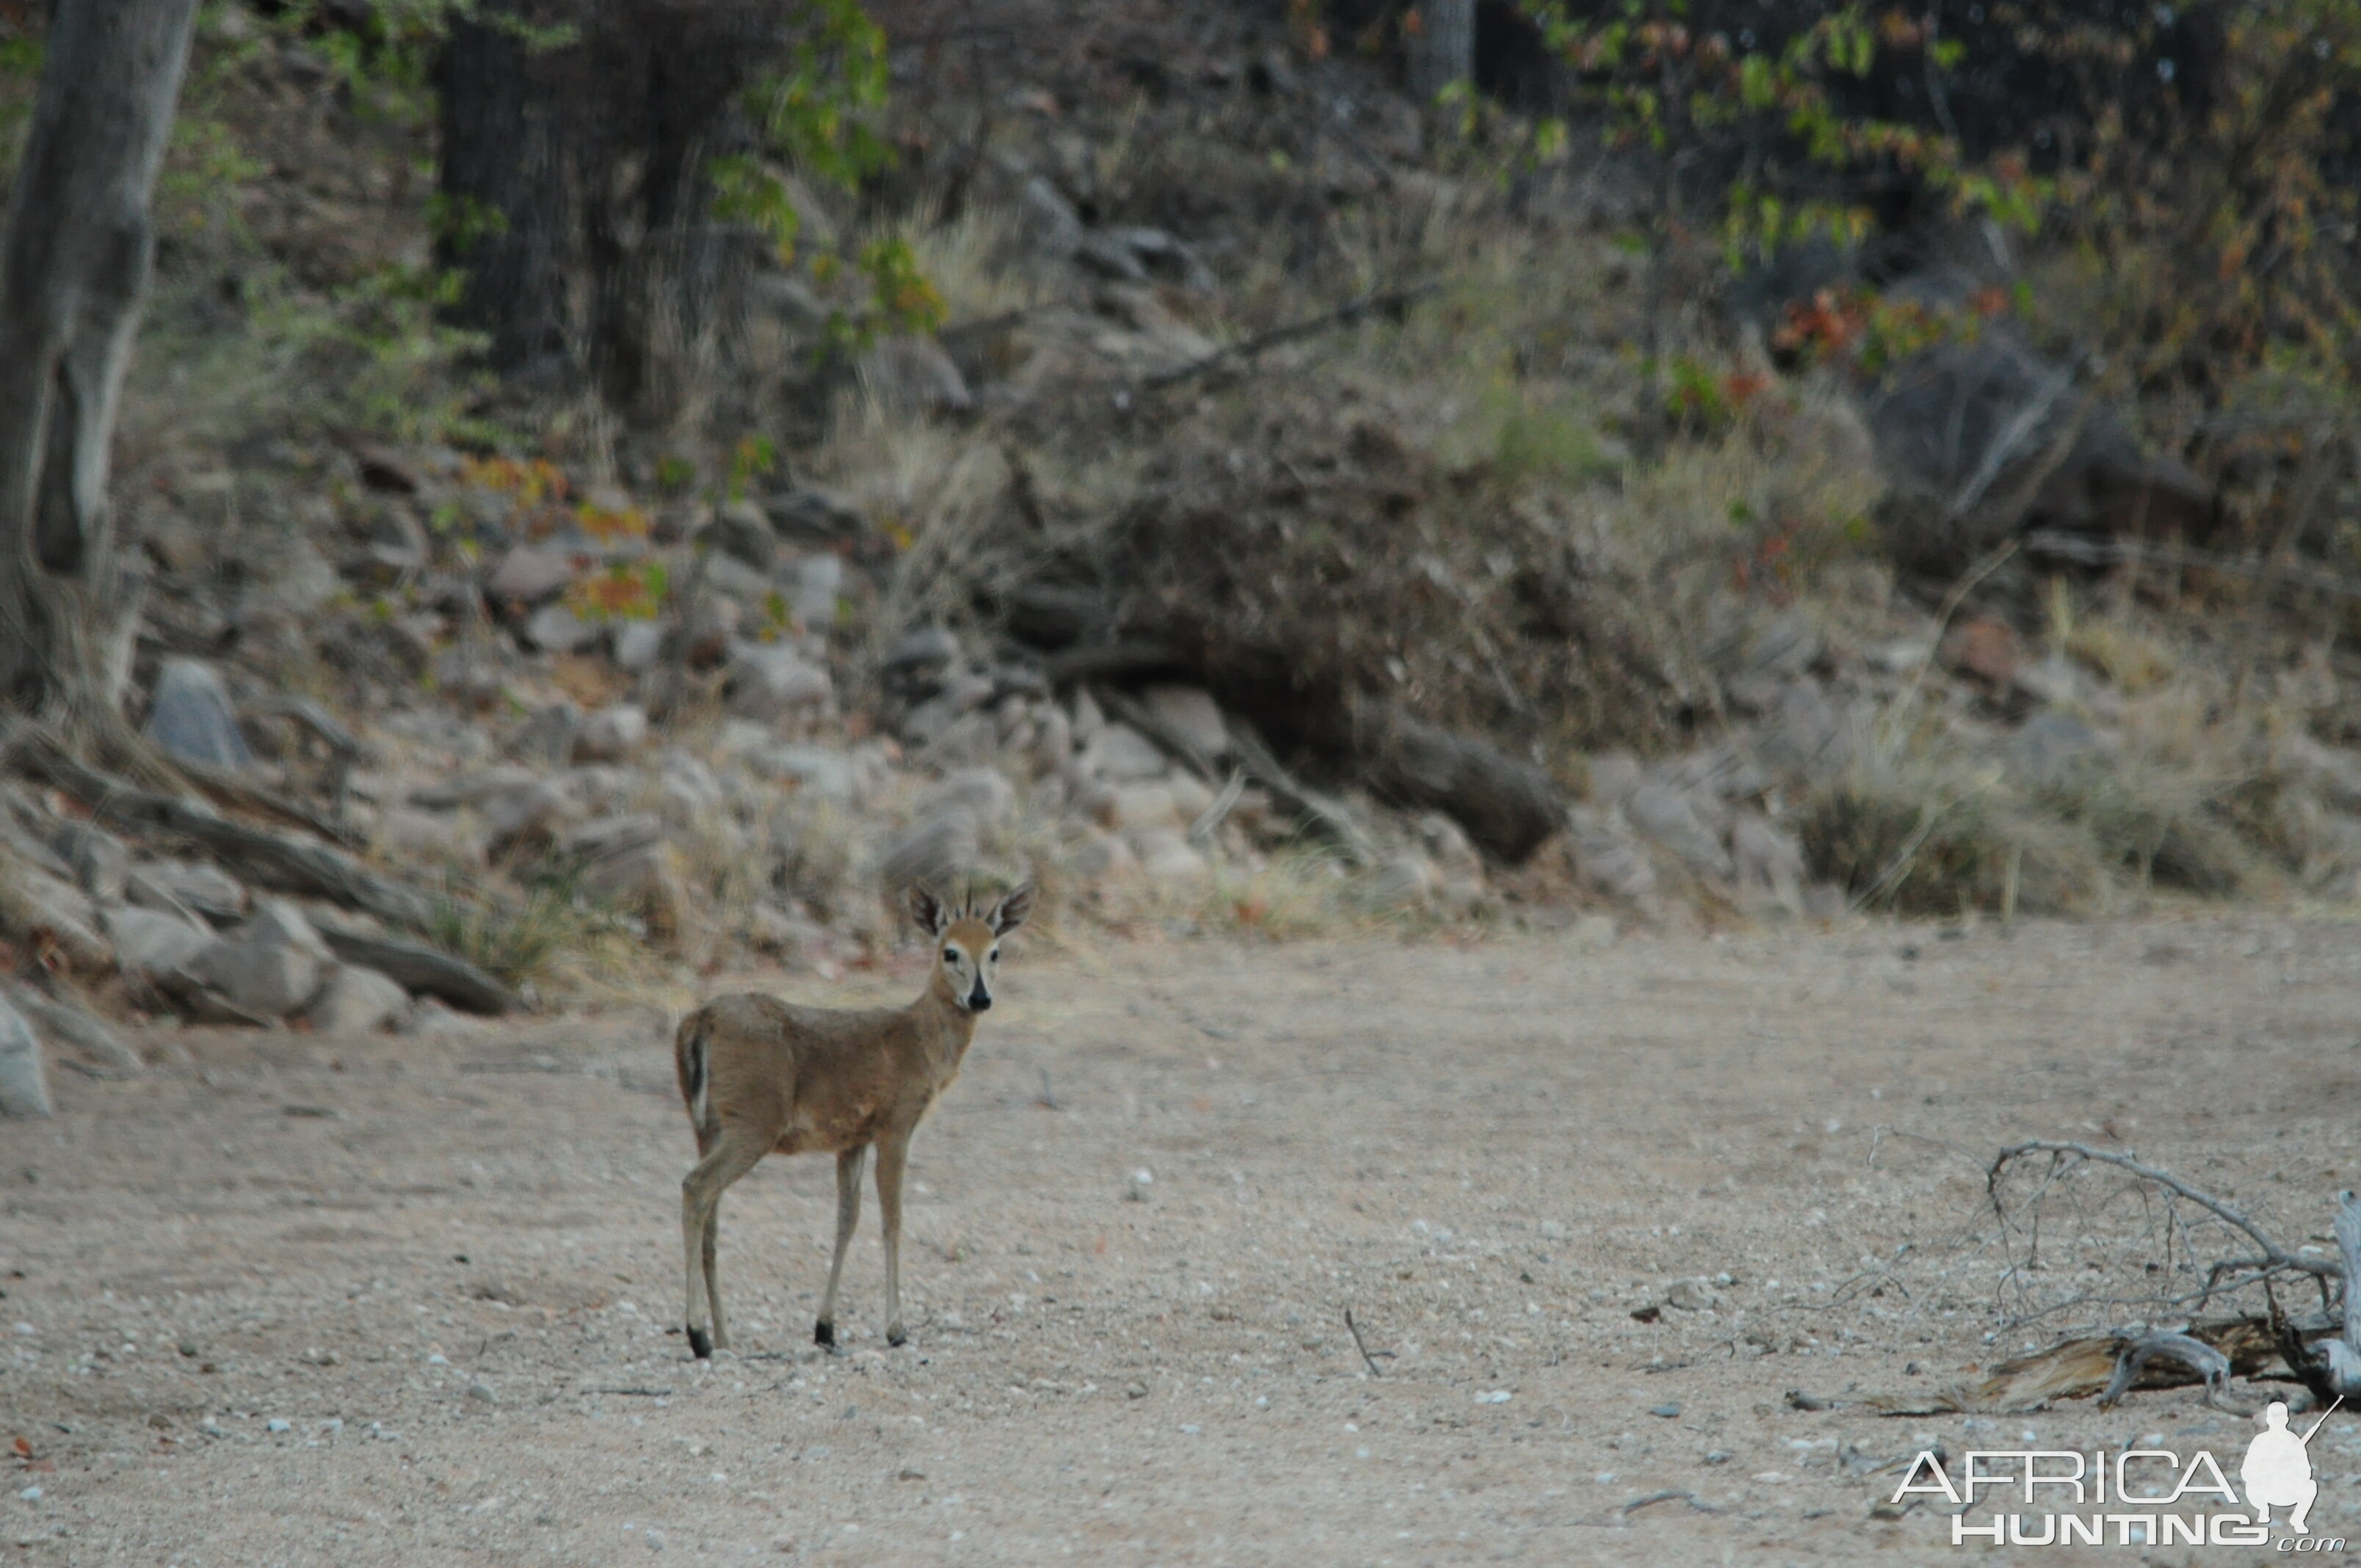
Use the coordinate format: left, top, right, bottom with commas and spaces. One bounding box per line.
675, 882, 1032, 1355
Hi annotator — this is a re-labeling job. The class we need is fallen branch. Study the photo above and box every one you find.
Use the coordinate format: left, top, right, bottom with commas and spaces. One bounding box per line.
1226, 722, 1378, 867
1988, 1140, 2339, 1285
315, 924, 517, 1016
20, 741, 433, 932
2025, 528, 2361, 603
1143, 285, 1440, 391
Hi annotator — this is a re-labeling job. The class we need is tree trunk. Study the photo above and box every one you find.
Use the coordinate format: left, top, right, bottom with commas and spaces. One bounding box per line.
436, 0, 768, 417
0, 0, 200, 721
1407, 0, 1475, 101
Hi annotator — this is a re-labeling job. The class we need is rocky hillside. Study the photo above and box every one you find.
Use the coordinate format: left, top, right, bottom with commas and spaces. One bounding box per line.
5, 0, 2361, 1113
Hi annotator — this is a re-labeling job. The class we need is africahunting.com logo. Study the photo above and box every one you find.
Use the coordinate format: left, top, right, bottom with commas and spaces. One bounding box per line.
1893, 1399, 2345, 1549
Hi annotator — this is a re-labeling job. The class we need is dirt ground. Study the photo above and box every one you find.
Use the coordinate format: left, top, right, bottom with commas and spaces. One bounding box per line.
6, 912, 2361, 1565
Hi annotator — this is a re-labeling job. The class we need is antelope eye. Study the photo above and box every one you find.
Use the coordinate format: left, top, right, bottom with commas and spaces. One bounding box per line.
942, 948, 957, 962
989, 948, 1000, 961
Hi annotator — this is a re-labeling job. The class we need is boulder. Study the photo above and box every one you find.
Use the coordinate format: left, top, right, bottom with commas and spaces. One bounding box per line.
144, 658, 253, 770
126, 858, 250, 923
0, 993, 49, 1117
239, 899, 334, 961
10, 988, 139, 1077
482, 779, 570, 856
883, 625, 962, 675
1731, 812, 1806, 911
1129, 827, 1208, 882
104, 904, 215, 980
51, 821, 128, 902
508, 700, 580, 766
1568, 810, 1658, 900
746, 744, 856, 805
1106, 783, 1180, 832
4, 865, 112, 970
184, 938, 324, 1017
302, 963, 410, 1034
786, 554, 843, 629
1067, 828, 1136, 883
573, 703, 649, 763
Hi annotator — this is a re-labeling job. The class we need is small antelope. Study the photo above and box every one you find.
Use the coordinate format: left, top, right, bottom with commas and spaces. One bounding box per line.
674, 882, 1034, 1357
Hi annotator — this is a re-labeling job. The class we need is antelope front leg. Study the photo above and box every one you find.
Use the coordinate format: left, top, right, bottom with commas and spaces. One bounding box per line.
874, 1131, 912, 1347
814, 1144, 867, 1347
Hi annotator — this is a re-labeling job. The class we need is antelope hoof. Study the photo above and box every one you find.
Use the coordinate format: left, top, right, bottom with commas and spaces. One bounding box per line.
813, 1318, 835, 1348
687, 1326, 713, 1360
887, 1325, 907, 1349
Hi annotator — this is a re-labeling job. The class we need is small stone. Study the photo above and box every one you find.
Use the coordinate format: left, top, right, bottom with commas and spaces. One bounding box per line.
1165, 772, 1215, 824
1650, 1402, 1681, 1418
1360, 853, 1433, 909
726, 642, 832, 719
1125, 1380, 1150, 1399
1079, 723, 1167, 783
302, 965, 410, 1034
266, 1418, 291, 1433
1139, 685, 1228, 761
467, 1380, 498, 1406
523, 603, 601, 655
786, 554, 841, 629
745, 744, 858, 806
612, 619, 669, 673
485, 545, 572, 605
1664, 1277, 1719, 1311
573, 703, 649, 763
1940, 616, 2020, 686
144, 658, 252, 770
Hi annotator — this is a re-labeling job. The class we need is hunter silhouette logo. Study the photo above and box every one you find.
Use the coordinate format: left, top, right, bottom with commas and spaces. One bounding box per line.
1891, 1397, 2348, 1548
2245, 1398, 2339, 1534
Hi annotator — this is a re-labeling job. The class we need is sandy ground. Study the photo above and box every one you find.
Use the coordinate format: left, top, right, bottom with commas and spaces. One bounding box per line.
6, 912, 2361, 1565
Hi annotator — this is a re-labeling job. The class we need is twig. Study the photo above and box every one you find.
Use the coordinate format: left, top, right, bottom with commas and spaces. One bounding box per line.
1988, 1141, 2337, 1282
1943, 360, 2079, 525
1343, 1307, 1388, 1376
1143, 286, 1440, 390
1033, 1068, 1059, 1111
1186, 769, 1247, 849
590, 1387, 672, 1398
2025, 529, 2361, 603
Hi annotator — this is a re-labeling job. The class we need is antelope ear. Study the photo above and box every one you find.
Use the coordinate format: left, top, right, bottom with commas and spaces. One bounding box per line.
990, 882, 1035, 935
907, 883, 949, 937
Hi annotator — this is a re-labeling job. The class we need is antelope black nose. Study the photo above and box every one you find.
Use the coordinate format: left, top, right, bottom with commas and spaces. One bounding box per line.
968, 987, 992, 1012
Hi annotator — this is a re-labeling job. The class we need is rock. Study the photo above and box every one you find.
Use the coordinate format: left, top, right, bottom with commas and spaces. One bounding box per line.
1755, 678, 1849, 778
239, 899, 333, 961
2008, 711, 2107, 785
1106, 783, 1180, 832
1067, 828, 1136, 882
523, 602, 601, 655
1018, 174, 1084, 257
1664, 1277, 1720, 1312
1167, 772, 1216, 823
726, 641, 833, 719
1568, 810, 1657, 899
1362, 853, 1434, 909
915, 710, 998, 771
1741, 614, 1819, 678
104, 904, 215, 979
410, 765, 542, 810
1586, 752, 1642, 807
1731, 813, 1805, 911
485, 545, 573, 606
1079, 722, 1167, 783
9, 988, 139, 1077
561, 813, 664, 864
899, 677, 994, 747
144, 658, 253, 770
883, 625, 962, 673
507, 701, 580, 766
4, 865, 111, 969
482, 779, 570, 856
184, 938, 323, 1018
1418, 813, 1481, 875
1625, 783, 1733, 879
706, 501, 777, 570
1028, 704, 1073, 778
125, 858, 247, 923
466, 1379, 498, 1407
50, 822, 128, 902
573, 703, 648, 763
877, 813, 980, 893
612, 618, 669, 672
745, 744, 858, 806
916, 768, 1016, 828
857, 335, 973, 415
579, 841, 684, 934
1140, 684, 1228, 761
1129, 827, 1208, 882
0, 994, 49, 1117
769, 487, 866, 546
1941, 617, 2020, 686
786, 553, 842, 628
302, 964, 410, 1034
372, 809, 487, 871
